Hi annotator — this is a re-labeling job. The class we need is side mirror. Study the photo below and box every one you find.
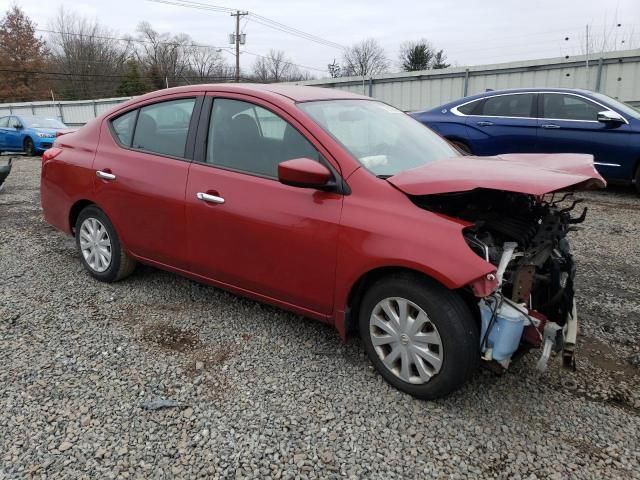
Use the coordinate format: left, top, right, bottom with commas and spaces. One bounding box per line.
278, 158, 332, 189
597, 110, 625, 124
13, 123, 23, 129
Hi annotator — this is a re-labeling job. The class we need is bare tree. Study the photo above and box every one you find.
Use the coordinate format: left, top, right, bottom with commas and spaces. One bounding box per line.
342, 38, 388, 77
187, 47, 230, 81
48, 7, 131, 99
133, 22, 193, 88
328, 59, 341, 78
251, 49, 313, 82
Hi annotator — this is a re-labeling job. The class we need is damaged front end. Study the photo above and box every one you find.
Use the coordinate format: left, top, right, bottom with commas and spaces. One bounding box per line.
413, 188, 588, 372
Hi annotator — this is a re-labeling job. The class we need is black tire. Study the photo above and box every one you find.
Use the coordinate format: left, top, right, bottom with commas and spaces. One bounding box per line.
23, 137, 36, 157
635, 165, 640, 195
75, 205, 136, 282
359, 273, 479, 400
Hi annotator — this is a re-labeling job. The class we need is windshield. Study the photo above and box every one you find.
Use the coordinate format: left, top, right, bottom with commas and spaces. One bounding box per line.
591, 92, 640, 120
298, 99, 459, 177
22, 116, 66, 129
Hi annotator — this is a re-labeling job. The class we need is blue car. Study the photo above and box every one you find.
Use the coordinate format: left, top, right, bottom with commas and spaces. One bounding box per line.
0, 115, 67, 156
411, 88, 640, 192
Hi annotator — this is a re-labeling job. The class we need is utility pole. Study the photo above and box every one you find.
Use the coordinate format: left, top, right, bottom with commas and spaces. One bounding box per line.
231, 10, 248, 82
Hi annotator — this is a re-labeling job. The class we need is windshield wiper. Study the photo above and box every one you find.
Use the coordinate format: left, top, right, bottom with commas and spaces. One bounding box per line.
376, 174, 393, 180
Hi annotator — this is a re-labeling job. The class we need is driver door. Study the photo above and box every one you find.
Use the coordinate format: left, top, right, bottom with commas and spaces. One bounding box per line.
185, 95, 343, 316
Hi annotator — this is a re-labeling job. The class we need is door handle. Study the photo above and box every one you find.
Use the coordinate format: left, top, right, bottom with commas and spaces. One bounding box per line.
541, 124, 561, 129
96, 170, 116, 180
476, 121, 494, 127
197, 192, 225, 205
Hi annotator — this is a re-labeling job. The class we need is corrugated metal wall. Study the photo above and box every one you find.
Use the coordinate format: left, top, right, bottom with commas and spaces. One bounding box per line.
0, 49, 638, 125
0, 97, 132, 126
294, 48, 640, 112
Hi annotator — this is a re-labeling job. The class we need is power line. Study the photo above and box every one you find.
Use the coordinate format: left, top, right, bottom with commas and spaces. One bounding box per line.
37, 28, 328, 74
146, 0, 345, 50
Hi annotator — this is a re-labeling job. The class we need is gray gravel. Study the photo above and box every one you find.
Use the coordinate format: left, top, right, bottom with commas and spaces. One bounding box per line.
1, 155, 639, 479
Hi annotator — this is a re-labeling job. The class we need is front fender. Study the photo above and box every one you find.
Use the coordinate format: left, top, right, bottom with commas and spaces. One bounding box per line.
332, 169, 495, 335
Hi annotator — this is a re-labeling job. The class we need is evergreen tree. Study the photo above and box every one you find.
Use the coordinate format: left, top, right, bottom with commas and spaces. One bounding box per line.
0, 5, 50, 101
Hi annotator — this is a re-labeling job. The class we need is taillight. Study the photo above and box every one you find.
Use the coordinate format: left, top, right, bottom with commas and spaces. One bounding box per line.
42, 147, 63, 162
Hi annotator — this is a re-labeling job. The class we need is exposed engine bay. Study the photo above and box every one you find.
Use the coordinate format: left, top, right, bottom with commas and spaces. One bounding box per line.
412, 188, 588, 371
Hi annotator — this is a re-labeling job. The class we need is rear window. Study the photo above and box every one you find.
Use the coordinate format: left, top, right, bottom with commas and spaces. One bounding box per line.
111, 110, 137, 146
456, 99, 483, 115
480, 94, 534, 118
132, 99, 195, 158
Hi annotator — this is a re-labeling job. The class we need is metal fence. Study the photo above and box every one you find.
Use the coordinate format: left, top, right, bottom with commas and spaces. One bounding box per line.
1, 48, 638, 125
0, 97, 132, 127
292, 48, 640, 112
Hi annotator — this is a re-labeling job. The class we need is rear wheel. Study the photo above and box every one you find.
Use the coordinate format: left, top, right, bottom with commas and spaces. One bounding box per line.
75, 205, 136, 282
23, 137, 36, 156
450, 140, 472, 155
359, 273, 479, 399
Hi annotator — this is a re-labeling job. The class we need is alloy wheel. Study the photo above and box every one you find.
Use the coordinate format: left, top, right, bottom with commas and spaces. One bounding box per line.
369, 297, 443, 384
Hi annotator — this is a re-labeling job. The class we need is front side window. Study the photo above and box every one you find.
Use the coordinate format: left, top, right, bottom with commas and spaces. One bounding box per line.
542, 93, 601, 121
206, 98, 319, 177
132, 98, 195, 157
10, 117, 21, 128
111, 110, 138, 146
480, 94, 534, 118
299, 99, 459, 177
0, 117, 8, 128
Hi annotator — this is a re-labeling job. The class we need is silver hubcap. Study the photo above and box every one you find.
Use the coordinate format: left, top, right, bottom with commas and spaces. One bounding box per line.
79, 218, 112, 273
369, 297, 443, 384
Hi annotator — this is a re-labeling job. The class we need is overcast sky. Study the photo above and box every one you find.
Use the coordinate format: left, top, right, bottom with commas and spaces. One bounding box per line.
7, 0, 640, 77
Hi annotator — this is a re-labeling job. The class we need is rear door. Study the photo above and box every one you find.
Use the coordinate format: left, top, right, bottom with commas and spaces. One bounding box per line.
461, 92, 538, 155
93, 95, 203, 269
185, 94, 343, 315
536, 92, 633, 181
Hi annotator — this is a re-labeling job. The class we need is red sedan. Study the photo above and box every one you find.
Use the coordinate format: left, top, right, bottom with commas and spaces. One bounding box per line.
41, 84, 604, 399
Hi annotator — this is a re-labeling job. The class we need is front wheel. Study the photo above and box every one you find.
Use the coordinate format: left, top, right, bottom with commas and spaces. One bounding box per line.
359, 273, 479, 400
75, 205, 136, 282
23, 137, 36, 156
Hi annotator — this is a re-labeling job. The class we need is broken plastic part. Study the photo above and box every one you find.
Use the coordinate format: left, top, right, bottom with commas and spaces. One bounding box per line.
536, 322, 563, 372
496, 242, 518, 287
562, 300, 578, 371
469, 273, 498, 297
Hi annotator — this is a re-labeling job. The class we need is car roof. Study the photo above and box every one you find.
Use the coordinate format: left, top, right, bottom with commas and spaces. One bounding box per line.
133, 83, 370, 104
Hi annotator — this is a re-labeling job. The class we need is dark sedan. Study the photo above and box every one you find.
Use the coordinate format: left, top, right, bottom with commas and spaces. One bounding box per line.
411, 88, 640, 192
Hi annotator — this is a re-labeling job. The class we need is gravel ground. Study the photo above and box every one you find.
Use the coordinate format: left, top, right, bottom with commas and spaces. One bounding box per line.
1, 155, 639, 479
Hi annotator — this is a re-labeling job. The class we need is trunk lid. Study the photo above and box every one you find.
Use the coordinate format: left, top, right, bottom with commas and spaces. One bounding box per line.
387, 153, 605, 196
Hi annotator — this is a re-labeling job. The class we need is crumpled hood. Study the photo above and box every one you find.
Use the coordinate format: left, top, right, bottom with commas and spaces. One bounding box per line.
388, 153, 606, 196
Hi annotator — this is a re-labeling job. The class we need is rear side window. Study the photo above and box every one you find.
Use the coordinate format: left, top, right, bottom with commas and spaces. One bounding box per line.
131, 98, 196, 158
0, 117, 8, 128
456, 99, 483, 115
111, 110, 137, 146
480, 94, 534, 118
542, 93, 601, 121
